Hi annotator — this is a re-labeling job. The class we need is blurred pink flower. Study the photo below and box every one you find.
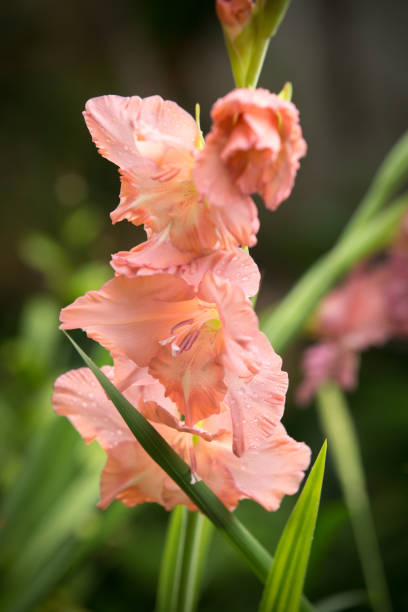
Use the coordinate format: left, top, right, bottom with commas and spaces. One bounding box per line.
384, 253, 408, 336
52, 364, 309, 511
194, 88, 306, 211
318, 265, 391, 351
84, 95, 259, 256
296, 342, 359, 405
297, 248, 408, 403
59, 265, 287, 455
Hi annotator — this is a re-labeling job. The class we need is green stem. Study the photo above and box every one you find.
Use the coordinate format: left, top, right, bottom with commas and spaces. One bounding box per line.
156, 506, 189, 612
341, 130, 408, 240
66, 332, 314, 612
316, 383, 392, 612
245, 36, 270, 89
261, 195, 408, 353
259, 0, 292, 38
177, 513, 213, 612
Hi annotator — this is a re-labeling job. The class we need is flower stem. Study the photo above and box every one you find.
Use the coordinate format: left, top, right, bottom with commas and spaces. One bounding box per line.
316, 383, 392, 612
341, 130, 408, 240
177, 512, 213, 612
261, 195, 408, 353
245, 35, 270, 89
156, 506, 188, 612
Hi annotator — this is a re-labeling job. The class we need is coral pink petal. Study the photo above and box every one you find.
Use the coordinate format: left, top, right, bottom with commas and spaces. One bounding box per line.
114, 360, 220, 441
149, 325, 227, 426
84, 95, 199, 171
111, 234, 196, 278
194, 137, 249, 208
59, 274, 195, 366
110, 154, 198, 231
112, 241, 260, 293
99, 438, 192, 510
52, 367, 132, 449
216, 423, 311, 511
112, 353, 154, 391
211, 195, 259, 248
199, 273, 260, 378
178, 248, 260, 297
225, 334, 288, 456
260, 148, 298, 210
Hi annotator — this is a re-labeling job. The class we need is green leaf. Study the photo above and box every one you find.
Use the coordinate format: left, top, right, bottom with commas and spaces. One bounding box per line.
63, 331, 314, 611
259, 441, 327, 612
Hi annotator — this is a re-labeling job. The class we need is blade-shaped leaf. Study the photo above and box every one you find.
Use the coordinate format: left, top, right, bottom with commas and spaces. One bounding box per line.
259, 441, 327, 612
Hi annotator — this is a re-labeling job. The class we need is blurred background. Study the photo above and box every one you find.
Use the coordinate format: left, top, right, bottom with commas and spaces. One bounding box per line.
1, 0, 407, 610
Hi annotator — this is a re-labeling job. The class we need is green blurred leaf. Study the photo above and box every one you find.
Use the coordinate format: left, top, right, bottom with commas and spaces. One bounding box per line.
61, 207, 103, 248
315, 590, 367, 612
19, 232, 71, 293
259, 442, 327, 612
66, 262, 111, 302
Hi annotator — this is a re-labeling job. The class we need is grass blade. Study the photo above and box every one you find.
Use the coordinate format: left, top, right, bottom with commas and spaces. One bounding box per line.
259, 441, 327, 612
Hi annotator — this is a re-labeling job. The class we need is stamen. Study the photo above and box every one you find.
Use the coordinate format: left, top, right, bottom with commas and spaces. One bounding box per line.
178, 329, 199, 353
171, 318, 194, 334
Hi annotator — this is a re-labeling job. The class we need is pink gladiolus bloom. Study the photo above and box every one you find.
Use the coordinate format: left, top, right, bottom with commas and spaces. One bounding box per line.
52, 364, 310, 511
194, 88, 307, 211
59, 266, 287, 456
296, 342, 359, 405
318, 265, 391, 350
84, 95, 259, 255
297, 263, 396, 403
384, 253, 408, 336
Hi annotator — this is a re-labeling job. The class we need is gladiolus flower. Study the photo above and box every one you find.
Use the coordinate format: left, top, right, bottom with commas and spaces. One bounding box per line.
194, 88, 307, 211
59, 262, 287, 456
296, 342, 359, 405
297, 252, 408, 404
52, 364, 310, 511
84, 95, 259, 256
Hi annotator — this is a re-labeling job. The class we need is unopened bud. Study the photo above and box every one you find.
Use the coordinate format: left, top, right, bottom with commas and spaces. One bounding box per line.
216, 0, 254, 37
